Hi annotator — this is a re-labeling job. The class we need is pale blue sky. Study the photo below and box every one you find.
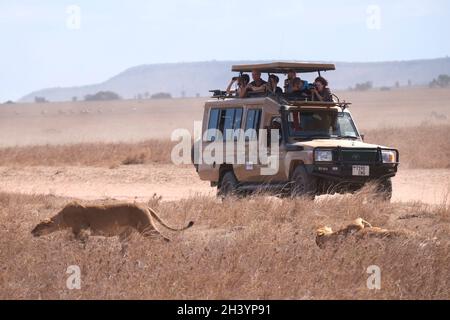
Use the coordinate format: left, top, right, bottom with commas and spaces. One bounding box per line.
0, 0, 449, 100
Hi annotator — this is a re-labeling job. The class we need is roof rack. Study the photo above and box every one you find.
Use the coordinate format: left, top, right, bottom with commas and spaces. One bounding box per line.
231, 62, 335, 74
283, 99, 352, 111
208, 90, 351, 109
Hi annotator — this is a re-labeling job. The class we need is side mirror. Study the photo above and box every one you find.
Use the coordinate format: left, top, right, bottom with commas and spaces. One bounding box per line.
360, 133, 365, 141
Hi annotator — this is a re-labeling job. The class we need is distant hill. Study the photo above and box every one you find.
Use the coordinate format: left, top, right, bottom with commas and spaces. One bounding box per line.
20, 58, 450, 102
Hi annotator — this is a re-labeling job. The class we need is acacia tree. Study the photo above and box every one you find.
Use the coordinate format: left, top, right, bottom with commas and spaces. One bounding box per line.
429, 74, 450, 88
84, 91, 121, 101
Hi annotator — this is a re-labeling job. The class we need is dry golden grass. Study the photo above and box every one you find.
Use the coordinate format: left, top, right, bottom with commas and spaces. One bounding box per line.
365, 124, 450, 169
0, 140, 174, 167
1, 190, 448, 300
0, 124, 449, 169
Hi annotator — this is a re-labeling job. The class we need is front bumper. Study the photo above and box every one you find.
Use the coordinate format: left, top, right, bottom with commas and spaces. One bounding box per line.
308, 147, 399, 183
308, 163, 398, 182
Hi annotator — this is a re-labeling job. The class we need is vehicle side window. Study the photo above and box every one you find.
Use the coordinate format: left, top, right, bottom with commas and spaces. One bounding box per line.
233, 108, 243, 130
223, 108, 235, 141
232, 108, 243, 141
206, 108, 243, 142
206, 108, 220, 141
244, 109, 262, 140
223, 108, 243, 141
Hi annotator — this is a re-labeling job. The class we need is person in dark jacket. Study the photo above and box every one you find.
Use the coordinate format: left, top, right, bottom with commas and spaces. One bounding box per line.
267, 74, 283, 95
311, 76, 333, 102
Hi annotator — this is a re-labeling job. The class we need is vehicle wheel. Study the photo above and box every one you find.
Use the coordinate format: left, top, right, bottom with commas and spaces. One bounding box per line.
291, 166, 317, 199
375, 178, 392, 201
218, 171, 239, 198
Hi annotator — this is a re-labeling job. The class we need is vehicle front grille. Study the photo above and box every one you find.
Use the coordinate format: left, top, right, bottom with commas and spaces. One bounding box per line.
336, 149, 379, 163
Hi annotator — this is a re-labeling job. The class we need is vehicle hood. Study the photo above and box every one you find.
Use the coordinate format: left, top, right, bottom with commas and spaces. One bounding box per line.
293, 139, 391, 149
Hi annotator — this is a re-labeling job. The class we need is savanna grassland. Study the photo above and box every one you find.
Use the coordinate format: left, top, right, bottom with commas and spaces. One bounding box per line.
0, 87, 449, 299
1, 190, 449, 299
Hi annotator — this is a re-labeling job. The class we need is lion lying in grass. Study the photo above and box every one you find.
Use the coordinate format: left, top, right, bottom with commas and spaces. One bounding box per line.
32, 202, 194, 247
316, 218, 402, 249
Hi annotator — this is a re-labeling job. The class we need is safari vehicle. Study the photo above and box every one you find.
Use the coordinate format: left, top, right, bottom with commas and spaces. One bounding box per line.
193, 62, 399, 200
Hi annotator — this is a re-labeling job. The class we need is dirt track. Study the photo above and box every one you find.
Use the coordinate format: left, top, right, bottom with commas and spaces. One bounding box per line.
1, 164, 448, 204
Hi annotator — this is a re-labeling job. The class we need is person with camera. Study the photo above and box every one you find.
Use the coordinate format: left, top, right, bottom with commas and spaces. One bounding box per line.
311, 76, 332, 102
226, 74, 250, 98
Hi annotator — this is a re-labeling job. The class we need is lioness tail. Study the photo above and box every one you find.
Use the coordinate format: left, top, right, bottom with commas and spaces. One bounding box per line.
147, 207, 194, 231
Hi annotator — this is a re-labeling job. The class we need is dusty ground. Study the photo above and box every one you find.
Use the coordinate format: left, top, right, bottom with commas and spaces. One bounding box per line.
0, 165, 449, 205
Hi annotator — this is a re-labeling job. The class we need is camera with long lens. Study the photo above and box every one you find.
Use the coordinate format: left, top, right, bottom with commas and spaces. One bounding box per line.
307, 83, 316, 90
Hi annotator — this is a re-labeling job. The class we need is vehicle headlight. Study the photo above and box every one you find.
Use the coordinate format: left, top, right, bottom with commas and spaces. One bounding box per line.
315, 150, 333, 162
382, 150, 397, 163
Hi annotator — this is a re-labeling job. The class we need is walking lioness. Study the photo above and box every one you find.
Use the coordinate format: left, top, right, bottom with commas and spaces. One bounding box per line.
32, 202, 194, 243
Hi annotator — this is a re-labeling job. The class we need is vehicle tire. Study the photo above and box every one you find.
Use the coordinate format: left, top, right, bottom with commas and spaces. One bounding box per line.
375, 178, 392, 201
291, 166, 317, 199
218, 171, 239, 198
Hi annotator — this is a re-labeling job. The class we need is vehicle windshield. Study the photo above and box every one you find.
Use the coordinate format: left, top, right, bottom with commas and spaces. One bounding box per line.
286, 110, 359, 140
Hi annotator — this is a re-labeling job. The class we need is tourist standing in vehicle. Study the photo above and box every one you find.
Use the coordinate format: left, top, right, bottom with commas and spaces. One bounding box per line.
226, 74, 250, 98
268, 74, 283, 95
248, 70, 267, 88
288, 77, 310, 99
311, 76, 333, 102
284, 69, 297, 93
240, 69, 267, 97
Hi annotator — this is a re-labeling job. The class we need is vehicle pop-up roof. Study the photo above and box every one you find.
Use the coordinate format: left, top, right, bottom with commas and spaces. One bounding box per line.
231, 62, 335, 75
209, 61, 344, 106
